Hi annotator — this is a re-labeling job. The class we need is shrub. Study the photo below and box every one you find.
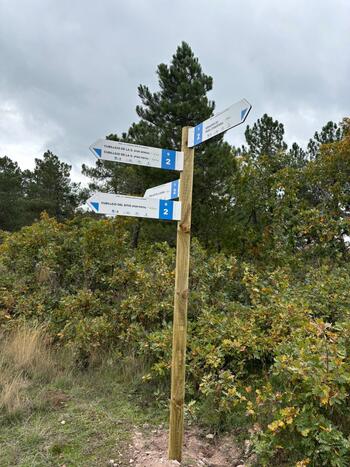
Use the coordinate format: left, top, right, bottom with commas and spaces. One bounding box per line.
1, 214, 350, 464
250, 321, 350, 466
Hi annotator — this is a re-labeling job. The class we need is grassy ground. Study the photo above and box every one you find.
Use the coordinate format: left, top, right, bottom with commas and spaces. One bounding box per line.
0, 327, 167, 467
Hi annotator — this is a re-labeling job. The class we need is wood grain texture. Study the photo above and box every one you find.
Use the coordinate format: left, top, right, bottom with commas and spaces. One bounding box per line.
168, 127, 194, 461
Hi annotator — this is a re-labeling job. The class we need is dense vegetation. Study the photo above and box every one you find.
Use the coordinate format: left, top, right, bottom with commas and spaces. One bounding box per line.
0, 151, 82, 231
1, 42, 350, 466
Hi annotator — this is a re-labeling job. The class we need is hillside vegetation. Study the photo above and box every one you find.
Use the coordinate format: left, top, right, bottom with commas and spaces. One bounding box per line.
1, 189, 350, 466
1, 42, 350, 466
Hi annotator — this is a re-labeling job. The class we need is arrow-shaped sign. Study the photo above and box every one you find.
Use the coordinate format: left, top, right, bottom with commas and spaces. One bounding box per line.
144, 179, 180, 200
90, 139, 184, 171
87, 192, 181, 221
188, 98, 252, 147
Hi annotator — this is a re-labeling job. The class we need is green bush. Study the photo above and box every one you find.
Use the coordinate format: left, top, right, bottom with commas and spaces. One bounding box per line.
1, 214, 350, 465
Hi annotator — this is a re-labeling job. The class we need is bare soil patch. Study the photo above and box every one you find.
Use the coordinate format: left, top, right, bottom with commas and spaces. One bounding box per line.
124, 425, 254, 467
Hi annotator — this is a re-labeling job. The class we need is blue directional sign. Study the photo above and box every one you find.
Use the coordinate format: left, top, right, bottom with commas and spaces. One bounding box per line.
144, 179, 180, 200
90, 139, 183, 171
87, 192, 181, 221
188, 98, 252, 147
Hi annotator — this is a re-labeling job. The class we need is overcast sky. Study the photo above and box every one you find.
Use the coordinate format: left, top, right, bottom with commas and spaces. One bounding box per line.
0, 0, 349, 182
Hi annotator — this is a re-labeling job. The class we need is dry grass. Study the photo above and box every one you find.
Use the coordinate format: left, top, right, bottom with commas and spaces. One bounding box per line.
0, 324, 57, 415
117, 352, 150, 384
0, 372, 28, 413
2, 324, 55, 378
0, 326, 174, 466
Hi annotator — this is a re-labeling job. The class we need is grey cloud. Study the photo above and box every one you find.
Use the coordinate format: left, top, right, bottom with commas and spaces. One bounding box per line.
0, 0, 349, 178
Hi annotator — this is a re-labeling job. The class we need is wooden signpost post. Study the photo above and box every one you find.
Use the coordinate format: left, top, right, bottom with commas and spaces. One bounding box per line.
168, 127, 194, 460
168, 99, 251, 461
88, 97, 252, 463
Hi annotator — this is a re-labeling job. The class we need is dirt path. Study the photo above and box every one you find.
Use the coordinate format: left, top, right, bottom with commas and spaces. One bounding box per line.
120, 425, 254, 467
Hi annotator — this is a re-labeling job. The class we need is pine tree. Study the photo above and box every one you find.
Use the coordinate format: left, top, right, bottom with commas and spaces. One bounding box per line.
0, 156, 25, 231
83, 42, 214, 192
227, 115, 294, 256
244, 114, 288, 160
26, 151, 80, 222
307, 121, 343, 159
83, 42, 238, 249
286, 142, 307, 168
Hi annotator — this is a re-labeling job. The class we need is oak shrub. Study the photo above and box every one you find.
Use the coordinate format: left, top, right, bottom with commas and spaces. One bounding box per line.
1, 214, 350, 465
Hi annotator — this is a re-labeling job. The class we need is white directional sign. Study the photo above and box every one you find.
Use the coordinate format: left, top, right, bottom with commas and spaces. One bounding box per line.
144, 179, 180, 200
188, 98, 252, 147
90, 139, 183, 171
87, 192, 181, 221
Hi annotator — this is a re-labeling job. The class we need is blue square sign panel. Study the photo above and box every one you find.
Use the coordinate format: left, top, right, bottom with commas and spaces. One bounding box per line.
194, 123, 203, 145
159, 200, 174, 220
171, 180, 179, 199
161, 149, 176, 170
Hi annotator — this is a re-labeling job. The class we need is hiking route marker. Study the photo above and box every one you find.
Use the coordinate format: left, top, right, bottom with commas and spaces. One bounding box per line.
144, 179, 180, 200
90, 139, 184, 171
188, 98, 252, 147
88, 97, 251, 463
87, 192, 181, 221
